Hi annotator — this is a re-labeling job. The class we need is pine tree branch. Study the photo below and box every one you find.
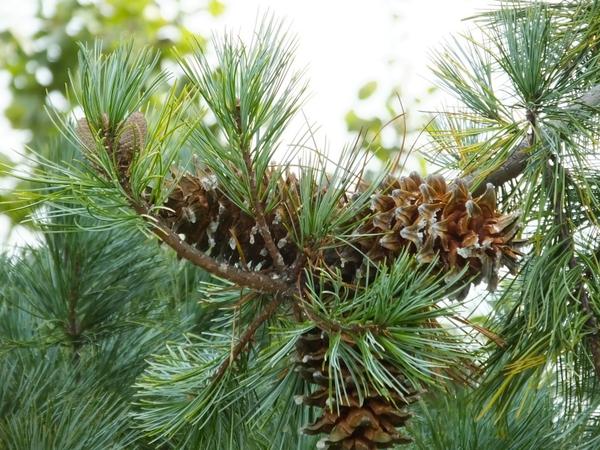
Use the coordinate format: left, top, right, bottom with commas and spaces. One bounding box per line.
78, 113, 294, 295
236, 102, 287, 275
143, 203, 293, 295
551, 161, 600, 377
213, 295, 283, 382
466, 84, 600, 195
243, 150, 287, 274
84, 115, 294, 296
122, 182, 294, 295
523, 105, 600, 376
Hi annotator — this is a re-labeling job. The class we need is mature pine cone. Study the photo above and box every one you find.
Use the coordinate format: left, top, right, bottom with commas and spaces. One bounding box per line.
295, 329, 418, 449
362, 172, 521, 293
159, 171, 297, 269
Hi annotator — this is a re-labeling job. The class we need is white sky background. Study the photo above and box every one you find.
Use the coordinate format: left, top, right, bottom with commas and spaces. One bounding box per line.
191, 0, 482, 151
0, 0, 484, 248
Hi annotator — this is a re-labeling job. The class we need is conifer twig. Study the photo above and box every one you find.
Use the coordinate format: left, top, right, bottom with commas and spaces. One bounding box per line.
243, 150, 287, 274
466, 84, 600, 195
96, 118, 293, 296
236, 102, 287, 275
123, 183, 293, 295
551, 162, 600, 377
213, 295, 283, 382
146, 206, 292, 295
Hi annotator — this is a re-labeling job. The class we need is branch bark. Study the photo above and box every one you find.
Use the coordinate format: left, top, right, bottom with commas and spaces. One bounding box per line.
123, 186, 293, 295
146, 206, 292, 295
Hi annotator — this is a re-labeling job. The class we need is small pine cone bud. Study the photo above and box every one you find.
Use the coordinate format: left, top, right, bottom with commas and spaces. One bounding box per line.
117, 111, 147, 171
75, 112, 146, 177
75, 118, 97, 154
75, 113, 110, 174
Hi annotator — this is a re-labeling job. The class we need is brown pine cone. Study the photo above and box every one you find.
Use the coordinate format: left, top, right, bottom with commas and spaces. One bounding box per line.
295, 329, 418, 449
362, 172, 522, 294
159, 171, 296, 269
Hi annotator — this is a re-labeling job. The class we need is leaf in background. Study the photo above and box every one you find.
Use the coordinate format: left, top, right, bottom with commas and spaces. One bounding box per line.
208, 0, 226, 17
357, 80, 378, 100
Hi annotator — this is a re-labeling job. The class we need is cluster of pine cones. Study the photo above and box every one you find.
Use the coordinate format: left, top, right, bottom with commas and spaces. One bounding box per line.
160, 166, 521, 289
158, 165, 521, 450
77, 112, 522, 449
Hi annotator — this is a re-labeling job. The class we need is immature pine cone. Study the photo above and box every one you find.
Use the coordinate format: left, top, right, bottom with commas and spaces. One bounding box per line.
76, 111, 147, 177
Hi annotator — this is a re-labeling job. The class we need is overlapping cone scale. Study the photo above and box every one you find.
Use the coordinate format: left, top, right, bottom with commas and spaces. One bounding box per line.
159, 171, 297, 269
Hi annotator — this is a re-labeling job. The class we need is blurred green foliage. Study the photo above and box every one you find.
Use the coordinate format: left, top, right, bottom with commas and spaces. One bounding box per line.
345, 81, 437, 165
0, 0, 224, 225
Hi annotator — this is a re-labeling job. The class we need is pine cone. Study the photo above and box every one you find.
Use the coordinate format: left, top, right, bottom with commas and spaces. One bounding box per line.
295, 329, 418, 449
117, 111, 147, 172
362, 172, 522, 294
159, 171, 296, 269
76, 112, 147, 177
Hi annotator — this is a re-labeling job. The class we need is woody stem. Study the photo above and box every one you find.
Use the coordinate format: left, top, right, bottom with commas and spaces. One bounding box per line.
213, 295, 283, 382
